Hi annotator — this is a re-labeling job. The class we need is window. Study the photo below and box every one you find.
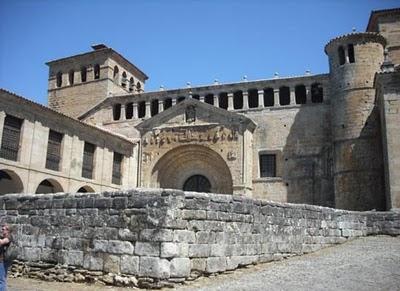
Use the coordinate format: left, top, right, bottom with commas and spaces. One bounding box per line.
177, 96, 185, 103
264, 88, 274, 107
338, 46, 345, 65
113, 104, 121, 120
94, 64, 100, 79
0, 115, 23, 161
192, 95, 200, 100
164, 98, 172, 110
56, 72, 62, 87
46, 130, 63, 171
259, 154, 276, 177
125, 102, 133, 119
205, 94, 214, 105
295, 85, 307, 104
233, 91, 243, 109
136, 82, 142, 92
138, 101, 146, 118
129, 77, 134, 92
112, 152, 123, 185
311, 83, 323, 103
151, 99, 159, 116
121, 72, 127, 88
81, 66, 87, 82
248, 89, 259, 108
69, 70, 74, 85
82, 142, 95, 179
113, 66, 119, 83
219, 93, 228, 109
348, 44, 355, 63
279, 86, 290, 106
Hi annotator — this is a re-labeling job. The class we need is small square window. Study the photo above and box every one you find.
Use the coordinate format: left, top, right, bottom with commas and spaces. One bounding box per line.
259, 154, 276, 177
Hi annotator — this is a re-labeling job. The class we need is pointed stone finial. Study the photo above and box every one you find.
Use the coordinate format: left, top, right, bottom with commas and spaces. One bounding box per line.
381, 48, 395, 72
214, 79, 219, 85
186, 82, 191, 88
159, 85, 165, 91
352, 27, 356, 32
242, 75, 248, 82
274, 72, 279, 79
305, 70, 311, 75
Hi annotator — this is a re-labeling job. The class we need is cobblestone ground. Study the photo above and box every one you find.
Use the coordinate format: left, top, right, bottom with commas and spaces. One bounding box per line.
8, 236, 400, 291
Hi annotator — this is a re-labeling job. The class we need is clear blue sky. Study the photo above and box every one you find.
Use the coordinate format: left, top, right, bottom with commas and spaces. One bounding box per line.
0, 0, 398, 105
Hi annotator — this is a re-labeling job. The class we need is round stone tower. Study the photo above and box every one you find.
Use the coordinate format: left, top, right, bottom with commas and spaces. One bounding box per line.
325, 32, 387, 210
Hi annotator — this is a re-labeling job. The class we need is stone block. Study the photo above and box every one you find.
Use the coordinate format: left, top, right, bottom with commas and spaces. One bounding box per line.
104, 254, 121, 273
170, 258, 190, 278
210, 244, 225, 257
195, 231, 216, 243
206, 257, 226, 273
188, 244, 210, 258
191, 258, 206, 272
61, 250, 83, 266
107, 240, 134, 255
173, 230, 196, 243
139, 257, 170, 279
121, 255, 139, 275
83, 253, 103, 271
140, 228, 173, 242
160, 242, 188, 258
181, 209, 207, 220
135, 242, 160, 256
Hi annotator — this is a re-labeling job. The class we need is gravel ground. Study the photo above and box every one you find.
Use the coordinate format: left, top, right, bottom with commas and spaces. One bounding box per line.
8, 235, 400, 291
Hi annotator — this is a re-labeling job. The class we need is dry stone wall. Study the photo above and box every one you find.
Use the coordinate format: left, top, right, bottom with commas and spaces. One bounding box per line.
0, 189, 399, 288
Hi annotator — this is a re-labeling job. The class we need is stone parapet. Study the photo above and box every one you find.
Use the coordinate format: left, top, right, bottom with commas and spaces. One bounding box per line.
0, 189, 399, 288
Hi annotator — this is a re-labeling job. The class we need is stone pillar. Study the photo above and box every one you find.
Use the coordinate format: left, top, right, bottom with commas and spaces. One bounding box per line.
158, 100, 164, 113
145, 101, 151, 118
0, 111, 6, 147
243, 91, 249, 110
120, 104, 126, 120
258, 90, 264, 108
133, 103, 138, 119
274, 89, 280, 107
200, 95, 205, 103
290, 87, 296, 105
214, 94, 219, 108
172, 98, 177, 106
306, 85, 311, 104
228, 93, 234, 110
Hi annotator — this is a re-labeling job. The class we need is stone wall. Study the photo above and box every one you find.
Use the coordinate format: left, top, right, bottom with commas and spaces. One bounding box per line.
0, 189, 399, 288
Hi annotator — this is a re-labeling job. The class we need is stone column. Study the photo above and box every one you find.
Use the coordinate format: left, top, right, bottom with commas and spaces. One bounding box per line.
0, 111, 6, 147
243, 91, 249, 110
145, 101, 151, 118
290, 87, 296, 105
258, 90, 264, 108
120, 104, 126, 120
133, 102, 138, 119
158, 100, 164, 113
306, 85, 311, 104
200, 95, 205, 103
228, 93, 234, 110
274, 89, 280, 107
214, 94, 219, 108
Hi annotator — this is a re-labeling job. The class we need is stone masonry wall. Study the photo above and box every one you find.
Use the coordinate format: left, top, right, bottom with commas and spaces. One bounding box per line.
0, 189, 399, 288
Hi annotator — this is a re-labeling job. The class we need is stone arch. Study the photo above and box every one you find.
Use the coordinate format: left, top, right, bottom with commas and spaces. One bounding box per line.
76, 185, 95, 193
0, 169, 24, 194
151, 145, 233, 194
35, 179, 63, 194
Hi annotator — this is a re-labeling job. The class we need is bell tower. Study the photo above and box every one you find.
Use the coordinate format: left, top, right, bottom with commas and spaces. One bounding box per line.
46, 44, 148, 118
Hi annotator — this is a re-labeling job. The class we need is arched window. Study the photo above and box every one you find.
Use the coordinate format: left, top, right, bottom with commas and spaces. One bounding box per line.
125, 102, 133, 119
151, 99, 159, 116
279, 86, 290, 106
183, 175, 211, 193
263, 88, 274, 107
348, 44, 355, 63
113, 66, 119, 83
138, 101, 146, 118
0, 169, 24, 194
68, 70, 74, 85
121, 71, 127, 88
248, 89, 259, 108
129, 77, 134, 92
35, 179, 63, 194
233, 91, 243, 109
219, 93, 228, 109
77, 186, 94, 193
295, 85, 307, 104
311, 83, 323, 103
56, 72, 62, 87
338, 46, 345, 65
94, 64, 100, 79
136, 82, 142, 92
205, 94, 214, 105
164, 98, 172, 110
113, 104, 121, 121
81, 66, 87, 82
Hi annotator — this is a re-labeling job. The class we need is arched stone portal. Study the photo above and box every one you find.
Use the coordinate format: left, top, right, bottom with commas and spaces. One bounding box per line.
0, 169, 24, 194
151, 145, 233, 194
36, 179, 63, 194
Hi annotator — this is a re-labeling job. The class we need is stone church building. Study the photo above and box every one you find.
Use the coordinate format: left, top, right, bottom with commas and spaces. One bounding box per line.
1, 8, 399, 211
